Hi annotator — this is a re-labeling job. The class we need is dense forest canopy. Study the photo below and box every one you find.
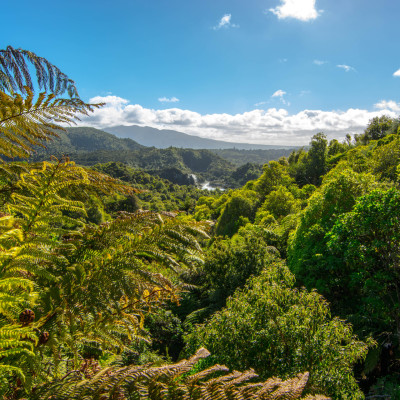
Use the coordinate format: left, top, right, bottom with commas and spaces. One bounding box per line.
1, 46, 400, 400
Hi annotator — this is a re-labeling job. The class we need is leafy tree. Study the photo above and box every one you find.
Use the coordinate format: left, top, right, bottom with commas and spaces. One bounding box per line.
215, 189, 259, 237
257, 185, 300, 221
288, 167, 378, 295
327, 138, 348, 157
197, 231, 277, 312
357, 115, 398, 144
185, 261, 372, 399
370, 135, 400, 181
327, 188, 400, 339
254, 160, 293, 196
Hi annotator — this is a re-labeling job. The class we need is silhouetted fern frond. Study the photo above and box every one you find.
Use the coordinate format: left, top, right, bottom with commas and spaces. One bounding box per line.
0, 46, 78, 97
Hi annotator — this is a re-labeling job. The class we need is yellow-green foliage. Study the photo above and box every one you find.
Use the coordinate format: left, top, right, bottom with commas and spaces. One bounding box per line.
0, 89, 101, 160
0, 216, 38, 385
0, 159, 208, 387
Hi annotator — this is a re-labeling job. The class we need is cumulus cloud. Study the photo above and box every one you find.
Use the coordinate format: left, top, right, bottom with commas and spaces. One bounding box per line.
213, 14, 239, 30
393, 69, 400, 77
270, 0, 320, 21
313, 59, 327, 66
375, 100, 400, 113
79, 95, 398, 146
158, 97, 179, 103
337, 64, 356, 72
90, 95, 129, 108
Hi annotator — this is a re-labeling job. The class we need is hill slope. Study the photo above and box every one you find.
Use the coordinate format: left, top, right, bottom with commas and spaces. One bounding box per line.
36, 127, 144, 155
32, 128, 237, 185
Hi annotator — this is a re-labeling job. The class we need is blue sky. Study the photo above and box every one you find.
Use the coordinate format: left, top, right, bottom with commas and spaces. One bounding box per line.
2, 0, 400, 144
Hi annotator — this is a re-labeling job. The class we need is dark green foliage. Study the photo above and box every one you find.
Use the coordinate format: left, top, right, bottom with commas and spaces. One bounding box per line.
145, 308, 184, 361
226, 162, 263, 188
210, 148, 296, 167
93, 162, 211, 213
36, 126, 144, 155
287, 167, 378, 295
33, 143, 236, 185
199, 231, 278, 311
327, 188, 400, 339
215, 189, 259, 237
290, 133, 328, 186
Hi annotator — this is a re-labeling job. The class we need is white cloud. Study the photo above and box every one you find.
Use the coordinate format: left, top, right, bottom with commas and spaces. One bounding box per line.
90, 95, 129, 108
374, 100, 400, 113
271, 89, 286, 98
158, 97, 179, 103
271, 90, 290, 106
393, 69, 400, 77
337, 64, 356, 72
313, 59, 327, 66
270, 0, 320, 21
213, 14, 239, 30
79, 95, 399, 146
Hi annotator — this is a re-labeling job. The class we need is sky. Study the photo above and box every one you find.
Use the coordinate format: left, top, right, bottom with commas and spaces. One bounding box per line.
2, 0, 400, 145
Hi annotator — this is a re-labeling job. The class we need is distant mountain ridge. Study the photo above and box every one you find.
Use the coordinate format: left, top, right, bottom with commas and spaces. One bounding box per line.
104, 125, 295, 150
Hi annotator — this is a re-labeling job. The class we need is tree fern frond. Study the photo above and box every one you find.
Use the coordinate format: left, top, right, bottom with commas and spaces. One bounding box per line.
0, 46, 78, 97
30, 348, 329, 399
0, 89, 102, 160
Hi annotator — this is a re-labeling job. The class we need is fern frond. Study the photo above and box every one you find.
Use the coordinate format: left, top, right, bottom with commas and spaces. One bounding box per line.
0, 89, 102, 160
31, 348, 329, 399
0, 46, 78, 97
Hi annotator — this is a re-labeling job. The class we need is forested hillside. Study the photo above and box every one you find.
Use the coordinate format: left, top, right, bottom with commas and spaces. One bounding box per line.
36, 127, 145, 153
1, 46, 400, 400
32, 129, 238, 185
93, 162, 216, 213
209, 148, 298, 166
32, 127, 296, 188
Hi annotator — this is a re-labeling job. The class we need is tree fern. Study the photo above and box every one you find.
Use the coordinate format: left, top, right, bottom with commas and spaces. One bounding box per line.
0, 215, 38, 389
0, 88, 102, 160
0, 46, 218, 399
0, 46, 78, 97
30, 348, 329, 399
0, 158, 209, 392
